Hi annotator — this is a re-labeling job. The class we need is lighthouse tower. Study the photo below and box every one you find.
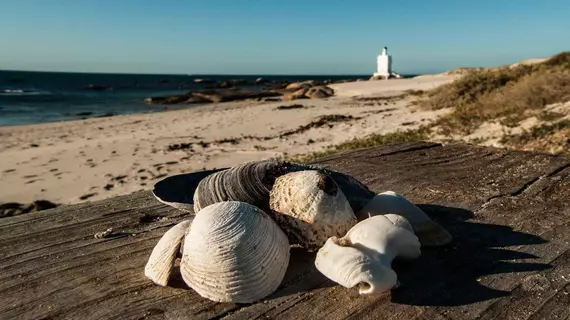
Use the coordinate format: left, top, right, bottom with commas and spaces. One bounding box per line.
373, 47, 392, 79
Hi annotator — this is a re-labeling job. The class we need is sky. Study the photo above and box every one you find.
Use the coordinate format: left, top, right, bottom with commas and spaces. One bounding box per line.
0, 0, 569, 75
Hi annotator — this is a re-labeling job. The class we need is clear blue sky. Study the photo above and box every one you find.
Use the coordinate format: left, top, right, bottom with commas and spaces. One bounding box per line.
1, 0, 569, 75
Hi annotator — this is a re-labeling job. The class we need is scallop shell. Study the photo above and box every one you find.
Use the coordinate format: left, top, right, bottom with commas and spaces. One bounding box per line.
269, 170, 357, 250
357, 191, 452, 246
180, 201, 290, 303
315, 214, 420, 295
144, 220, 191, 286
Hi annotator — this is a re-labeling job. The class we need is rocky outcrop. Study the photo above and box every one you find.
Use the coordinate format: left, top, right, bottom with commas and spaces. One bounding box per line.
255, 77, 268, 85
194, 78, 215, 84
305, 86, 334, 99
370, 72, 404, 81
285, 81, 316, 91
145, 89, 282, 105
283, 88, 308, 101
1, 200, 58, 218
283, 85, 334, 100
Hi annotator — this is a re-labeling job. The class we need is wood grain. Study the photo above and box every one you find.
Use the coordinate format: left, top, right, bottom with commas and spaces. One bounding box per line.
1, 141, 569, 320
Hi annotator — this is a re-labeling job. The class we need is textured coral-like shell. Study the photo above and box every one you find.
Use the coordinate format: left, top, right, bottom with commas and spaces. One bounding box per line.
315, 237, 398, 294
180, 201, 290, 303
269, 170, 357, 249
315, 214, 420, 295
357, 191, 452, 246
344, 215, 421, 261
144, 220, 191, 286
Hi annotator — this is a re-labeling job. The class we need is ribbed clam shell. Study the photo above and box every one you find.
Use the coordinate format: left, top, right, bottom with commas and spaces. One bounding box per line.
153, 168, 225, 213
192, 160, 307, 214
144, 220, 191, 286
357, 191, 452, 246
180, 201, 290, 303
154, 159, 374, 215
269, 170, 357, 250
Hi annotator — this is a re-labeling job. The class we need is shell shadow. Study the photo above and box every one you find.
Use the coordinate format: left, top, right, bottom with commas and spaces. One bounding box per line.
389, 204, 551, 306
152, 168, 227, 212
266, 204, 551, 307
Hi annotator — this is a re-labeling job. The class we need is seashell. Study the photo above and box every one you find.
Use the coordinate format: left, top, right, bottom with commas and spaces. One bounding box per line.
357, 191, 452, 246
153, 160, 375, 215
269, 170, 357, 249
144, 220, 192, 286
180, 201, 290, 303
315, 214, 420, 295
343, 215, 422, 261
192, 160, 309, 214
315, 237, 397, 294
153, 168, 225, 212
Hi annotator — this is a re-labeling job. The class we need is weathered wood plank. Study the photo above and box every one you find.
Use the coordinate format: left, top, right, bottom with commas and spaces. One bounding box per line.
0, 142, 569, 320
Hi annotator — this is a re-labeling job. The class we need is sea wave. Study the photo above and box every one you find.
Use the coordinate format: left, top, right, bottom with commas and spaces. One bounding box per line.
0, 89, 51, 96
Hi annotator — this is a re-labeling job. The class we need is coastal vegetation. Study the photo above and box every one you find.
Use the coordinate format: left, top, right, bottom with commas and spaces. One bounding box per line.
423, 52, 570, 134
294, 52, 570, 163
291, 126, 430, 163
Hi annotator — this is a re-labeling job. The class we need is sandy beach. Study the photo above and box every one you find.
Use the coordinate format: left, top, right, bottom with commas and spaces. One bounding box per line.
0, 75, 458, 205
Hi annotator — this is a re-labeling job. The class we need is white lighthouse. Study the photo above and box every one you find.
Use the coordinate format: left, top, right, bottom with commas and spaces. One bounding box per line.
373, 47, 393, 79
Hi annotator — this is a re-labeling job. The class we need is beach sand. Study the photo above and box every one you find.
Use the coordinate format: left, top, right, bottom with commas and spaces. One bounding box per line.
0, 75, 457, 205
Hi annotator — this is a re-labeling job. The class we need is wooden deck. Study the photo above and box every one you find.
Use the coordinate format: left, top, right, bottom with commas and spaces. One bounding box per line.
1, 141, 569, 320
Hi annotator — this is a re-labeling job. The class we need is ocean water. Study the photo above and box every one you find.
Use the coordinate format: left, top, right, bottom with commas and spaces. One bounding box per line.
0, 70, 374, 126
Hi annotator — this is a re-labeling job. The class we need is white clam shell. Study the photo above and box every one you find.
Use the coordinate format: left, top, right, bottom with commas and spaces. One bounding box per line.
357, 191, 452, 246
269, 170, 357, 249
144, 220, 191, 286
180, 201, 290, 303
315, 215, 420, 295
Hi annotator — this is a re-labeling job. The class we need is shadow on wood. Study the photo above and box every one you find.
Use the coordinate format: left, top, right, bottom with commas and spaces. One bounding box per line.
391, 204, 550, 306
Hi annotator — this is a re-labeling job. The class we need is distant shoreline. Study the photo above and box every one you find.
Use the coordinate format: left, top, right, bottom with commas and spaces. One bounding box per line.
0, 71, 421, 127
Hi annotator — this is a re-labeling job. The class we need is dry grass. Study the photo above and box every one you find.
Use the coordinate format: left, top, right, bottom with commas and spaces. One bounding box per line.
422, 52, 570, 134
290, 126, 430, 163
500, 119, 570, 154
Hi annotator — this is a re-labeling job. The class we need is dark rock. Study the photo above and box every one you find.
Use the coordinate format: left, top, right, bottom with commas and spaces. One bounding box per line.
283, 88, 308, 101
146, 89, 282, 105
96, 113, 115, 118
194, 78, 214, 84
228, 79, 248, 86
305, 86, 334, 99
276, 104, 305, 110
0, 200, 58, 218
32, 200, 57, 211
286, 81, 315, 91
254, 77, 268, 85
85, 84, 110, 91
30, 144, 39, 148
75, 112, 93, 116
79, 193, 97, 201
167, 143, 193, 151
